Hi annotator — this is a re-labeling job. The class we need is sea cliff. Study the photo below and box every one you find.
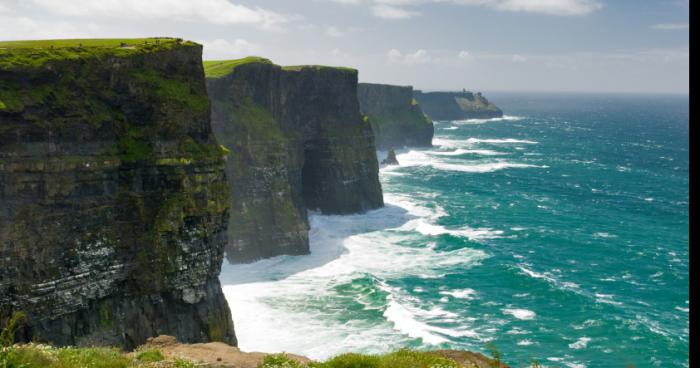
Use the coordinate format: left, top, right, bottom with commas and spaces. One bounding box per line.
0, 38, 235, 349
413, 90, 503, 120
357, 83, 433, 149
205, 58, 384, 263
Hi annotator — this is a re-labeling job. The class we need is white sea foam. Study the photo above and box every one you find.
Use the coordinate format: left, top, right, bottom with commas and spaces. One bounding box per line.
220, 192, 488, 359
502, 308, 537, 320
427, 148, 505, 156
452, 115, 524, 125
439, 288, 478, 300
410, 220, 504, 241
389, 150, 546, 174
569, 337, 592, 349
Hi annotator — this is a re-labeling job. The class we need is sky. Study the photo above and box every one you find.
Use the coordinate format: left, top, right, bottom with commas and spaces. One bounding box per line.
0, 0, 690, 93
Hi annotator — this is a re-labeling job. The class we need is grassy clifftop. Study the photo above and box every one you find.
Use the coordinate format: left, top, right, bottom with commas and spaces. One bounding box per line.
203, 57, 273, 78
203, 57, 356, 79
0, 38, 193, 69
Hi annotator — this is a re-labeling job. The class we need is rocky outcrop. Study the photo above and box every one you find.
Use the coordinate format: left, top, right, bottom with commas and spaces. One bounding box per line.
413, 90, 503, 120
0, 38, 235, 349
381, 149, 399, 166
205, 59, 383, 263
357, 83, 433, 149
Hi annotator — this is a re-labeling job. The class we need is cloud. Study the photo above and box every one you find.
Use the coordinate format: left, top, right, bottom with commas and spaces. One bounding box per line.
483, 0, 603, 16
652, 23, 689, 30
0, 15, 97, 40
387, 48, 433, 64
458, 50, 475, 62
27, 0, 289, 30
371, 4, 420, 19
348, 0, 602, 18
200, 38, 263, 60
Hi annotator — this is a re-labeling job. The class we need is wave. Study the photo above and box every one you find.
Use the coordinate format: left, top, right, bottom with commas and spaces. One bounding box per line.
465, 138, 538, 145
410, 220, 504, 241
439, 288, 478, 300
427, 148, 506, 156
432, 137, 538, 149
451, 115, 524, 125
502, 308, 537, 320
390, 151, 546, 174
220, 193, 488, 359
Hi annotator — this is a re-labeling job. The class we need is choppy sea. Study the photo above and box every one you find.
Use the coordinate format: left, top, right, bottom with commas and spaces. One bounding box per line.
220, 93, 689, 368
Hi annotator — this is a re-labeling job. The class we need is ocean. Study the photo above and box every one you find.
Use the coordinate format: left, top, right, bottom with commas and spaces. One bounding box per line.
219, 93, 689, 368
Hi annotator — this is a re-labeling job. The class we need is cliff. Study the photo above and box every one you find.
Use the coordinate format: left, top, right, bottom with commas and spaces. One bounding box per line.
0, 39, 235, 349
205, 59, 383, 263
413, 90, 503, 120
357, 83, 433, 149
357, 83, 435, 149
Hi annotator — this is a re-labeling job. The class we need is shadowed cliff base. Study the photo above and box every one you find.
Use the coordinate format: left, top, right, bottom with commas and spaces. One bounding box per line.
0, 38, 235, 349
205, 58, 383, 264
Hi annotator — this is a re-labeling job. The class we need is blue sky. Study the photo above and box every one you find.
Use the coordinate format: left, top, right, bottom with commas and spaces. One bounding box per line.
0, 0, 689, 93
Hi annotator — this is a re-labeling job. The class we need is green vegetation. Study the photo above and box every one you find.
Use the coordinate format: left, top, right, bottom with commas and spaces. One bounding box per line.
259, 350, 465, 368
0, 345, 197, 368
135, 349, 164, 363
203, 57, 273, 78
0, 38, 193, 69
282, 65, 356, 73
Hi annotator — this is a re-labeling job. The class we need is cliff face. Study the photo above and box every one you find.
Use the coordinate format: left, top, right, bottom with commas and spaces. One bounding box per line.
357, 83, 433, 149
206, 59, 383, 263
0, 39, 235, 349
413, 90, 503, 120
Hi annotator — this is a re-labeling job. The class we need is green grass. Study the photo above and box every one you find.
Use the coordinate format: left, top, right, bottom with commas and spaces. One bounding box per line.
0, 38, 194, 69
135, 349, 164, 363
282, 65, 356, 73
0, 38, 179, 49
203, 57, 273, 78
259, 350, 466, 368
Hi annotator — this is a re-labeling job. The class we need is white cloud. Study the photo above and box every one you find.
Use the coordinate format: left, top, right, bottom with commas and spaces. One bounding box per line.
387, 48, 403, 62
200, 38, 263, 60
388, 48, 434, 64
458, 50, 474, 62
0, 15, 96, 40
363, 0, 603, 17
28, 0, 289, 30
652, 23, 689, 30
484, 0, 602, 16
372, 4, 420, 19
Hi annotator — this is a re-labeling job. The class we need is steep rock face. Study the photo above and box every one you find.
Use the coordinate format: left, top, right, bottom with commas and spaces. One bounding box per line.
0, 39, 235, 349
357, 83, 433, 149
206, 59, 383, 263
413, 90, 503, 120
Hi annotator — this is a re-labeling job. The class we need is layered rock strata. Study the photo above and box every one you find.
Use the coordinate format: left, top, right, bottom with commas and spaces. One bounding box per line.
0, 38, 235, 349
357, 83, 433, 149
205, 59, 384, 263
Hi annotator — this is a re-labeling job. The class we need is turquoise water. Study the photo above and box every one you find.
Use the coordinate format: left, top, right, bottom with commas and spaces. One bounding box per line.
220, 93, 689, 368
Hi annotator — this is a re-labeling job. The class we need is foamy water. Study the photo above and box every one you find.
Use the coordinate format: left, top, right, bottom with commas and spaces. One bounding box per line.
221, 94, 689, 367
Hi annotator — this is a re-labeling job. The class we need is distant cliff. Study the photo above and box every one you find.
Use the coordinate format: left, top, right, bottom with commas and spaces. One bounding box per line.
413, 90, 503, 120
0, 38, 235, 349
357, 83, 433, 149
205, 58, 384, 263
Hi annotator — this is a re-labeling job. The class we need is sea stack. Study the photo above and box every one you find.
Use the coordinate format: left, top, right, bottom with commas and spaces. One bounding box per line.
205, 58, 384, 263
0, 38, 235, 349
382, 149, 400, 165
